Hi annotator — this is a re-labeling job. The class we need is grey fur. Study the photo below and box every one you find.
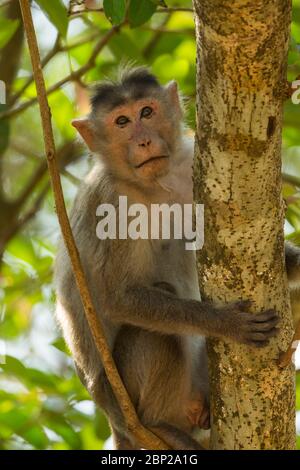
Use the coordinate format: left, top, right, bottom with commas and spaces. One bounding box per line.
55, 70, 299, 450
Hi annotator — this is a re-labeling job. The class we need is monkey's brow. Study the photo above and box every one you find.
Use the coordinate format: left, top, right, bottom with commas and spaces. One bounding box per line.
92, 86, 158, 113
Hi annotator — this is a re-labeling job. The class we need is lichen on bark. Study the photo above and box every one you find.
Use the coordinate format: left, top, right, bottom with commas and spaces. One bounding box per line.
193, 0, 296, 449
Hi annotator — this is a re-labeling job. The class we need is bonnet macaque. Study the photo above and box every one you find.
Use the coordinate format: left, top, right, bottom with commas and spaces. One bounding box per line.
55, 68, 299, 450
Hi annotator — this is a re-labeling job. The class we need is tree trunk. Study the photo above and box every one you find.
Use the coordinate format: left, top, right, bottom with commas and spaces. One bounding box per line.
193, 0, 296, 449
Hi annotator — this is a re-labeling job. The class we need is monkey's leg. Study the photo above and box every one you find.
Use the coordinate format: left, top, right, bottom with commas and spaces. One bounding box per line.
146, 423, 203, 451
111, 428, 139, 450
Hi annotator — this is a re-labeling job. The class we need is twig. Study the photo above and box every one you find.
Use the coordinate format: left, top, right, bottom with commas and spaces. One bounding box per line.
2, 183, 50, 247
143, 12, 171, 59
61, 169, 81, 186
0, 0, 12, 8
12, 140, 81, 211
9, 31, 100, 107
68, 6, 193, 17
19, 0, 169, 451
141, 26, 194, 35
157, 7, 193, 13
282, 172, 300, 188
0, 25, 121, 121
278, 321, 300, 368
9, 34, 61, 106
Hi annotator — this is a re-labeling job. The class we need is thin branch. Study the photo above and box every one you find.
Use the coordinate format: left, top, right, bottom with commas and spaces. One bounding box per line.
14, 161, 47, 207
143, 13, 170, 58
61, 169, 81, 186
0, 142, 82, 254
9, 31, 100, 107
0, 25, 121, 120
69, 6, 103, 16
0, 0, 12, 8
2, 183, 50, 247
19, 0, 169, 451
282, 172, 300, 188
141, 26, 194, 35
12, 140, 81, 211
9, 34, 61, 106
68, 6, 193, 17
157, 7, 193, 13
0, 0, 24, 98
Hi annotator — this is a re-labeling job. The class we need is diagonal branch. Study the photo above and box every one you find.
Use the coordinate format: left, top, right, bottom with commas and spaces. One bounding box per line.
9, 30, 101, 107
19, 0, 169, 451
0, 0, 24, 99
2, 183, 50, 249
12, 140, 81, 211
68, 6, 193, 17
8, 33, 61, 107
0, 24, 122, 121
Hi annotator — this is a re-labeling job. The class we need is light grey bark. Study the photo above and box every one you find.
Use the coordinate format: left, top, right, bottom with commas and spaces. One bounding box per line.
193, 0, 296, 449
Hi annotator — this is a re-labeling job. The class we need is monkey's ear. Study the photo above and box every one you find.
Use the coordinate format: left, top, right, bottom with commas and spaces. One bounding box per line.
72, 118, 97, 152
165, 80, 182, 114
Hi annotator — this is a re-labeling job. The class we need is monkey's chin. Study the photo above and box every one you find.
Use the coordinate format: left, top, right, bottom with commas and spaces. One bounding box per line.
136, 157, 170, 180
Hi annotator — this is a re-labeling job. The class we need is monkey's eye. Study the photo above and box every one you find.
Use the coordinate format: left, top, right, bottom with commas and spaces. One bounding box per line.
116, 115, 130, 127
141, 106, 153, 119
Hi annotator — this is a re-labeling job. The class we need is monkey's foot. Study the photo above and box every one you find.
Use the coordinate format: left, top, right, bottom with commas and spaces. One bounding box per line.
186, 394, 210, 430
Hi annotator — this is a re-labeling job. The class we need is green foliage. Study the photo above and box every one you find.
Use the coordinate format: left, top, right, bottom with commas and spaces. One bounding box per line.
35, 0, 69, 37
128, 0, 157, 27
103, 0, 127, 25
0, 0, 299, 451
0, 18, 20, 48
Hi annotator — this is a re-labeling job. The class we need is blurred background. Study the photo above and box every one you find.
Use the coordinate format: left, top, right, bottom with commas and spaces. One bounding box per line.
0, 0, 299, 450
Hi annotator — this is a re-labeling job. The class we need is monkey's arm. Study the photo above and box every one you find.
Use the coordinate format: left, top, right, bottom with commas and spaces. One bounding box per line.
285, 241, 300, 287
106, 285, 279, 347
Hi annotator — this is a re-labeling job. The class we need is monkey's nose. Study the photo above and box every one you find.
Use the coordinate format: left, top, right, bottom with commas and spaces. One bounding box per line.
139, 139, 151, 147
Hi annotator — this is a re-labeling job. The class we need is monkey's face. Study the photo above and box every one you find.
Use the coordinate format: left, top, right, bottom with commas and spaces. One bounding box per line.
103, 98, 174, 180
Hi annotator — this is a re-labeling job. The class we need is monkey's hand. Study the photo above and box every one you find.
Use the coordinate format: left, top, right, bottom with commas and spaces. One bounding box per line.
216, 300, 280, 348
186, 393, 210, 430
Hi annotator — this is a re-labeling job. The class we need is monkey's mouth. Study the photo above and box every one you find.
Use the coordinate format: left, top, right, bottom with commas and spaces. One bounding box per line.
135, 155, 169, 169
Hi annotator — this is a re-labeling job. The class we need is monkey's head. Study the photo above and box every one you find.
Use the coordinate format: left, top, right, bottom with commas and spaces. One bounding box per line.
72, 67, 183, 182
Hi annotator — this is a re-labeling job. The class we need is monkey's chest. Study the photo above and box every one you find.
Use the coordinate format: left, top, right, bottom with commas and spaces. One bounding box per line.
151, 240, 200, 300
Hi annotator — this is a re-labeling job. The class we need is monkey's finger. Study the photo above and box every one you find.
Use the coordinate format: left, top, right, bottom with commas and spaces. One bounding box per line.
248, 328, 279, 341
251, 309, 279, 322
250, 318, 280, 331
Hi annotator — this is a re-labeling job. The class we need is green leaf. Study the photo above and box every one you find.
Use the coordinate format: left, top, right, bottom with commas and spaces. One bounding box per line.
103, 0, 126, 25
128, 0, 157, 27
0, 18, 20, 49
52, 337, 71, 355
46, 420, 81, 449
21, 426, 49, 449
108, 32, 144, 62
6, 235, 36, 267
35, 0, 68, 37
